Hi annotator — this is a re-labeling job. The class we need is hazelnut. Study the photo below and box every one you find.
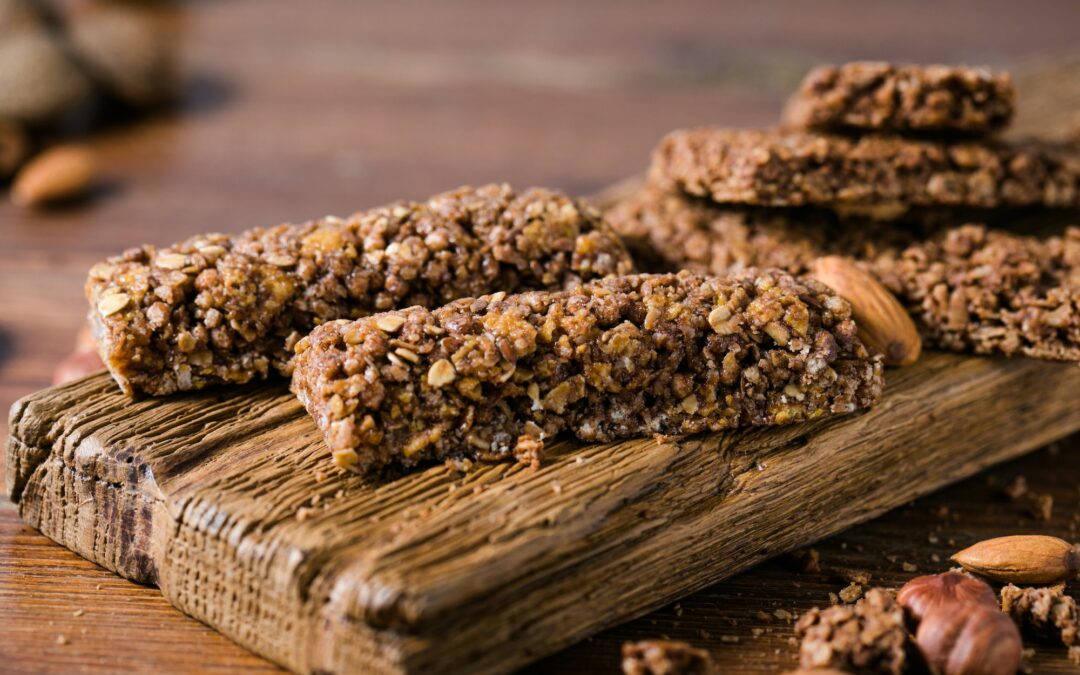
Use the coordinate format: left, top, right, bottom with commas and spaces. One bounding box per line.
915, 603, 1022, 675
897, 571, 998, 622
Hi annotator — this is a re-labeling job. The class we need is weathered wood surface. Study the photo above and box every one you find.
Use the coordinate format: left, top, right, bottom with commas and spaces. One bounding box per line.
7, 351, 1080, 674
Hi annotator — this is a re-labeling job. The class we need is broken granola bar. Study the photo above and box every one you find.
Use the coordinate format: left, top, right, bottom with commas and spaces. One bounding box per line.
649, 128, 1080, 212
794, 588, 908, 674
85, 184, 634, 396
606, 188, 1080, 361
783, 62, 1015, 135
291, 270, 884, 473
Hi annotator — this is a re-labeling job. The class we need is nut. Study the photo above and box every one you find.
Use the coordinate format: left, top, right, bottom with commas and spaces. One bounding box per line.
0, 117, 29, 177
810, 256, 921, 366
914, 602, 1022, 675
67, 3, 178, 107
52, 349, 104, 386
12, 144, 97, 207
897, 571, 998, 622
0, 31, 93, 123
951, 535, 1080, 584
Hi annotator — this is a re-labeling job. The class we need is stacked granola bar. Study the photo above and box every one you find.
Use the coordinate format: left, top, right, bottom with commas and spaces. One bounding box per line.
607, 62, 1080, 361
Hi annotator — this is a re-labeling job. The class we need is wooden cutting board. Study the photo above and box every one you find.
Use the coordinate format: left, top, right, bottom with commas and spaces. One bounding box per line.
6, 350, 1080, 674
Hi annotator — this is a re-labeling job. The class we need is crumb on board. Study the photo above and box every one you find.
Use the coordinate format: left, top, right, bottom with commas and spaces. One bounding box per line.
838, 583, 863, 604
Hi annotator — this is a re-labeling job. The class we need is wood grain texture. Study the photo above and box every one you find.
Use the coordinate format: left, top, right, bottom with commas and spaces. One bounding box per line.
7, 351, 1080, 674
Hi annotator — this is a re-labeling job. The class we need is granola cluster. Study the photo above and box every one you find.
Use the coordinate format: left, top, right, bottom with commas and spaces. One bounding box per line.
1000, 583, 1079, 647
621, 640, 714, 675
85, 184, 633, 396
782, 62, 1015, 135
794, 588, 908, 674
291, 270, 883, 473
649, 128, 1080, 212
606, 188, 1080, 361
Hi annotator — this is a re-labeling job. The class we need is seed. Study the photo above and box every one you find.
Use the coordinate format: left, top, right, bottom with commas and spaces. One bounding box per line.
156, 253, 187, 270
375, 314, 405, 333
681, 395, 699, 414
427, 359, 456, 387
708, 305, 734, 334
265, 254, 296, 267
951, 535, 1080, 584
97, 293, 130, 317
394, 347, 419, 363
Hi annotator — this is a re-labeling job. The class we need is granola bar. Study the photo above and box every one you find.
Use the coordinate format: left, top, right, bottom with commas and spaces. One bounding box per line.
794, 588, 908, 674
649, 128, 1080, 212
85, 184, 634, 396
291, 270, 884, 473
606, 188, 1080, 361
782, 62, 1015, 135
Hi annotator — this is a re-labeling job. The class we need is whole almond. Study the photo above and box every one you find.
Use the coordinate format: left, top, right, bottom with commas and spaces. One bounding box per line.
12, 144, 97, 207
811, 255, 921, 366
951, 535, 1080, 584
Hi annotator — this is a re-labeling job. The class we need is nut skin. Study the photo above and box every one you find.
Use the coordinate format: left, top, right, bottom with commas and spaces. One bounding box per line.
897, 572, 998, 623
915, 603, 1022, 675
951, 535, 1080, 585
810, 255, 921, 366
11, 143, 97, 207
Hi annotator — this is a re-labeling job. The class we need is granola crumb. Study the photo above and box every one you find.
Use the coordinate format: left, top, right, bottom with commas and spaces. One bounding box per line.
838, 583, 864, 604
902, 562, 918, 573
718, 635, 737, 643
1026, 493, 1054, 521
1004, 475, 1029, 500
795, 588, 907, 674
72, 609, 84, 617
621, 639, 714, 675
785, 548, 822, 574
56, 635, 67, 646
774, 609, 794, 622
1070, 646, 1080, 665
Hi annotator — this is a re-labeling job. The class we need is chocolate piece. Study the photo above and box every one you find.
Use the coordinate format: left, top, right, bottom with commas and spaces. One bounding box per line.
794, 588, 908, 674
649, 128, 1080, 212
621, 639, 714, 675
783, 62, 1015, 135
606, 188, 1080, 361
85, 184, 634, 396
291, 270, 884, 473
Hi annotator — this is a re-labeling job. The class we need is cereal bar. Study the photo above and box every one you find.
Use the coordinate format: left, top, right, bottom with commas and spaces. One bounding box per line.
291, 271, 884, 473
783, 62, 1015, 135
649, 128, 1080, 212
606, 188, 1080, 361
86, 184, 634, 396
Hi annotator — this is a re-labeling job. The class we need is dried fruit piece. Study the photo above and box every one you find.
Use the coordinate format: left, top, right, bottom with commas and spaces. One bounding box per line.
621, 639, 714, 675
12, 144, 97, 207
915, 603, 1022, 675
951, 535, 1080, 584
811, 256, 921, 366
897, 571, 998, 622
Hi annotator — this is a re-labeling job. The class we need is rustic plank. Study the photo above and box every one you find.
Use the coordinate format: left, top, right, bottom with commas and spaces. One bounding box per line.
7, 350, 1080, 674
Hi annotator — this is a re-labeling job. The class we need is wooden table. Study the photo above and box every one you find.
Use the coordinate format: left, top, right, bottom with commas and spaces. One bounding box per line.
2, 1, 1079, 672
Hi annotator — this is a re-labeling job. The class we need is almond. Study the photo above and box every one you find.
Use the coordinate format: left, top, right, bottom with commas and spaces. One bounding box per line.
810, 256, 921, 366
951, 535, 1080, 584
12, 144, 97, 207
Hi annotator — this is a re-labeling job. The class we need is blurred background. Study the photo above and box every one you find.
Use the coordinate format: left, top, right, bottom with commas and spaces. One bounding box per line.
0, 0, 1079, 670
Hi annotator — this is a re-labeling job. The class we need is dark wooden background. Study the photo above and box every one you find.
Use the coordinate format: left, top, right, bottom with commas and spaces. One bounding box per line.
2, 1, 1079, 672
